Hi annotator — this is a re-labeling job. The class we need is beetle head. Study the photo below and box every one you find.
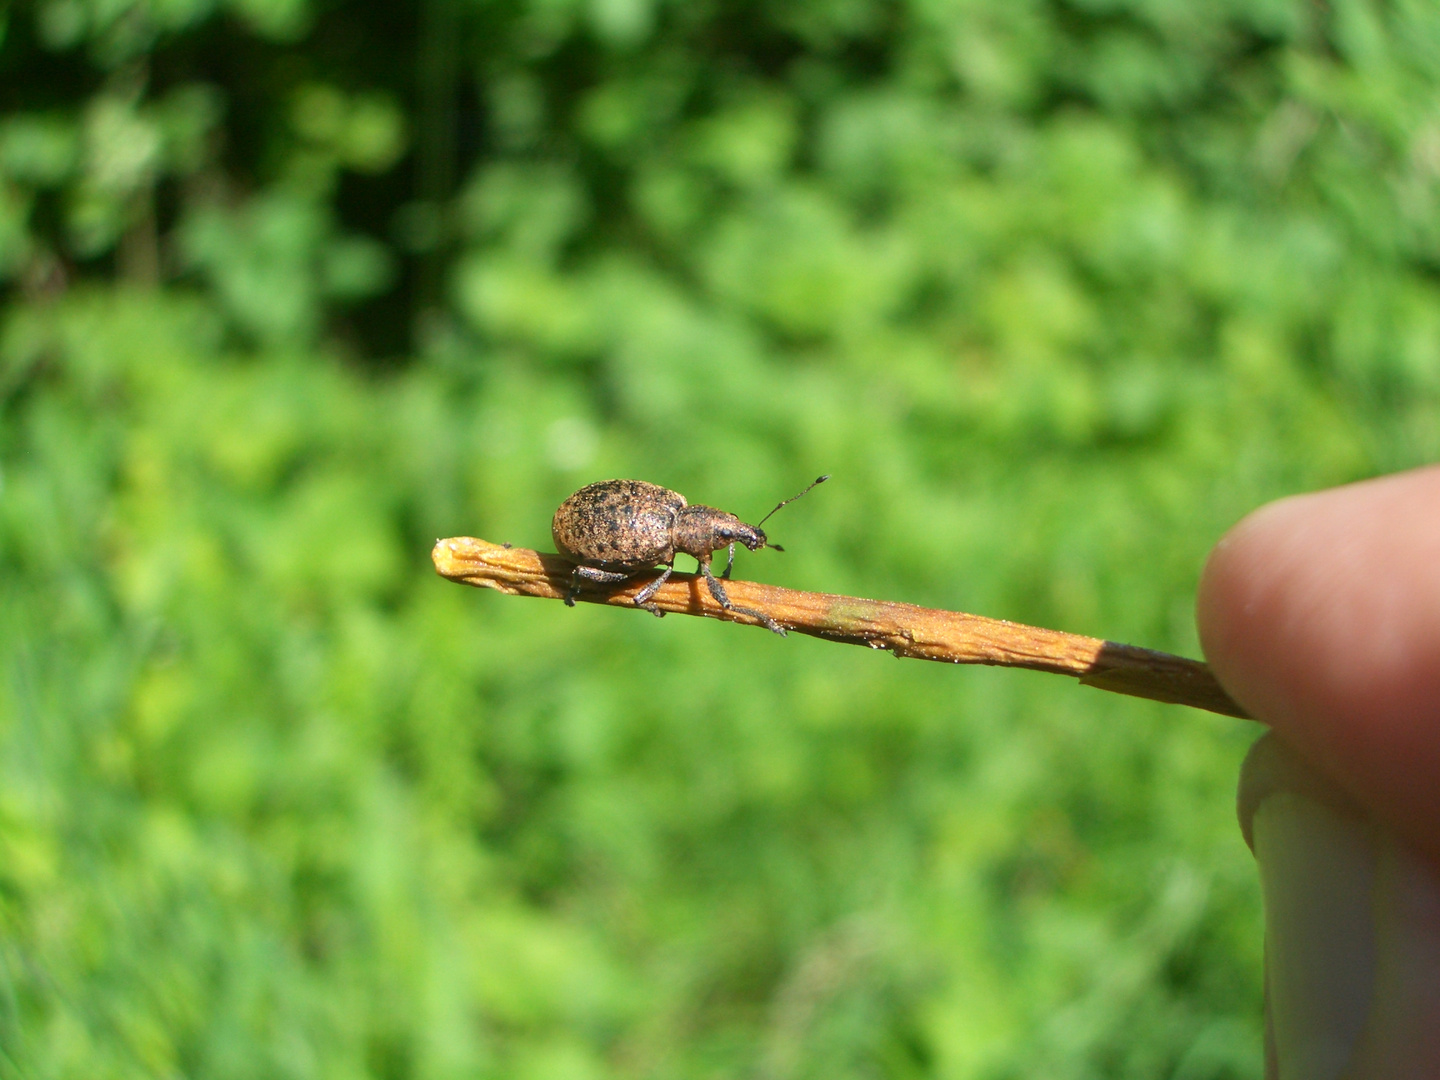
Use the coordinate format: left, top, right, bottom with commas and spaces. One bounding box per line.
673, 476, 826, 561
675, 506, 770, 558
719, 519, 769, 552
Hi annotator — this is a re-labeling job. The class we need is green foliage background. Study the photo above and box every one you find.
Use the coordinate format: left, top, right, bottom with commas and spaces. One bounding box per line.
3, 0, 1439, 1075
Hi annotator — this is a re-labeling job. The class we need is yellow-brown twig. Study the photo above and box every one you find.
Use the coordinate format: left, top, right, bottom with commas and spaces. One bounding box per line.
432, 537, 1251, 720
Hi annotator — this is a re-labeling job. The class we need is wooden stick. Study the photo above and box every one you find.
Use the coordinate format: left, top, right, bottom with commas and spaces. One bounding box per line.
432, 537, 1251, 720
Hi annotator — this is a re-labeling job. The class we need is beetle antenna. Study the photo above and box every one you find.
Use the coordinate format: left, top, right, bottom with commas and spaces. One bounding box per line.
756, 475, 828, 541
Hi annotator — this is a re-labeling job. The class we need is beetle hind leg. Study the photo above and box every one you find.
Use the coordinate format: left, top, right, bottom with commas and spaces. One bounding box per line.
566, 565, 636, 607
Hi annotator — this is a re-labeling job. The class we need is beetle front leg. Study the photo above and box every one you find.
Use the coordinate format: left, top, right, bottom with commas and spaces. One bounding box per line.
721, 542, 736, 580
698, 561, 786, 636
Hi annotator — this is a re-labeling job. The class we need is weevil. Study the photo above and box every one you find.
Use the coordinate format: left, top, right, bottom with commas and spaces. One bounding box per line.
551, 476, 828, 635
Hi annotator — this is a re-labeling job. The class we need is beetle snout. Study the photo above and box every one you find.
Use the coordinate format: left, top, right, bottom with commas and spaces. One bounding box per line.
736, 525, 767, 551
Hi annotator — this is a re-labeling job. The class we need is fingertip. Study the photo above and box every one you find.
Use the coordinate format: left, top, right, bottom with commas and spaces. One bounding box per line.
1198, 466, 1440, 866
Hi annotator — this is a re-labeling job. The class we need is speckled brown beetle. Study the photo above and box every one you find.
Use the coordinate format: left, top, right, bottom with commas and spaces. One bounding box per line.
551, 476, 828, 635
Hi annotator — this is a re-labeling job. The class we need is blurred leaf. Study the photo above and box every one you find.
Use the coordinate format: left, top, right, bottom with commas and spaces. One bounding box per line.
587, 0, 653, 48
83, 92, 161, 195
226, 0, 308, 39
342, 93, 407, 173
0, 113, 80, 185
322, 234, 395, 298
178, 192, 327, 344
0, 184, 35, 277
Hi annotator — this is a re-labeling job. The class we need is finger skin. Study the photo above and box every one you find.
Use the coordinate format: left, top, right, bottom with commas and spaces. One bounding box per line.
1197, 465, 1440, 868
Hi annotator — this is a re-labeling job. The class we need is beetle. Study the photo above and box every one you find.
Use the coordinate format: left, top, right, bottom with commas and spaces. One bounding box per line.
551, 476, 827, 635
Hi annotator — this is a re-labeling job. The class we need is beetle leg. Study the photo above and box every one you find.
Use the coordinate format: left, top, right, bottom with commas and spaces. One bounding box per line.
698, 561, 786, 636
632, 566, 673, 616
567, 565, 637, 607
720, 542, 736, 580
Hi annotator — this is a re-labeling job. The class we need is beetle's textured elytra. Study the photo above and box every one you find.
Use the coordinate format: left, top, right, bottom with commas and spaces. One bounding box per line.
551, 480, 687, 572
551, 476, 826, 636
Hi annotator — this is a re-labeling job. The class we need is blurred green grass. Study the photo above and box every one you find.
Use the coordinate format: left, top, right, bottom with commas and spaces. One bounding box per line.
4, 0, 1440, 1076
